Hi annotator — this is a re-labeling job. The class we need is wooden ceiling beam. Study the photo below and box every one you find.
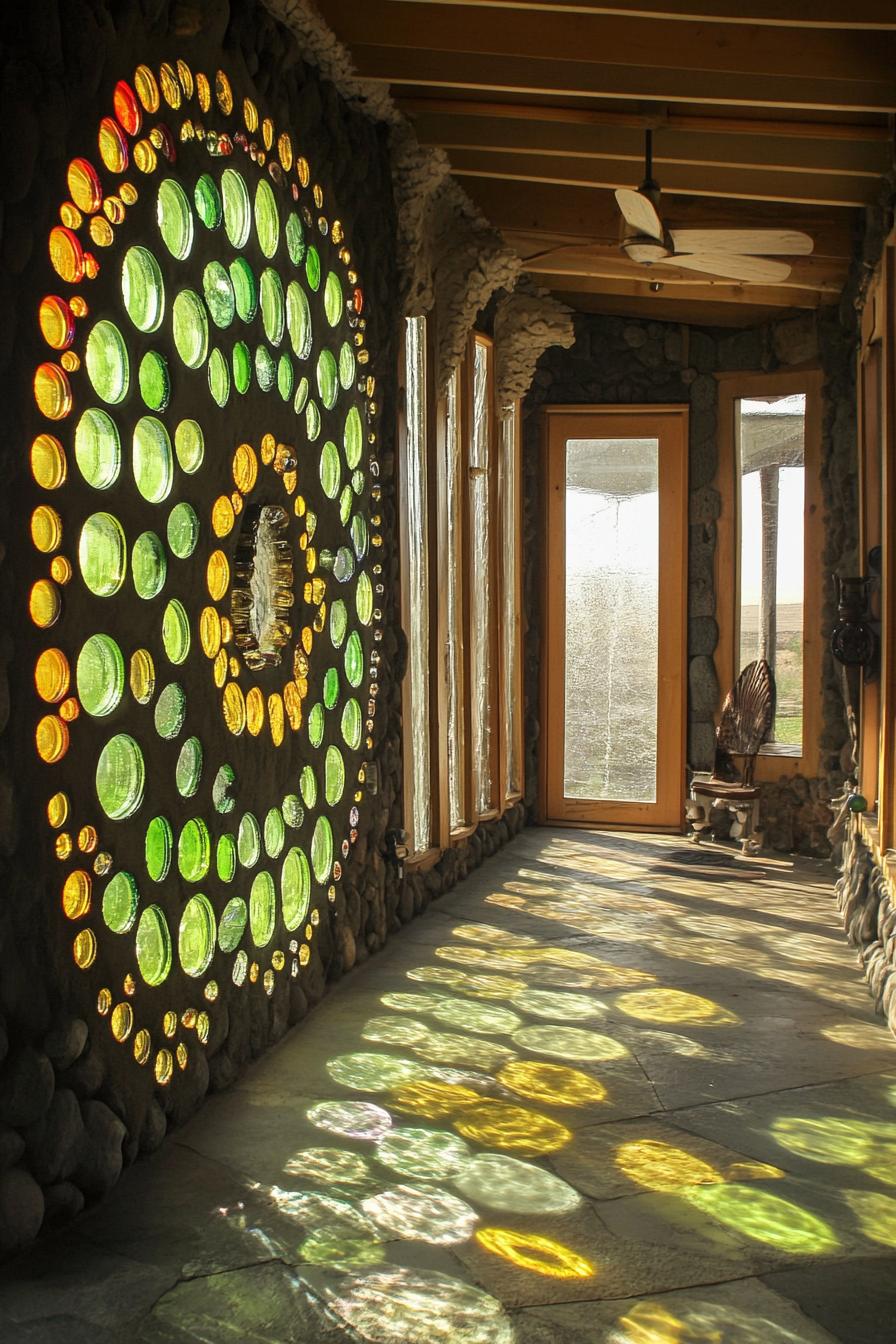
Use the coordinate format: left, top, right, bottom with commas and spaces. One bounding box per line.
449, 147, 876, 207
398, 97, 892, 145
388, 1, 896, 31
461, 179, 855, 257
548, 287, 804, 327
318, 2, 896, 91
404, 107, 890, 178
540, 270, 831, 308
344, 43, 896, 114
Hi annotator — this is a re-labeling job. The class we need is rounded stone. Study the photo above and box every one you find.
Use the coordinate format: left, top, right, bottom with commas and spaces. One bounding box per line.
25, 1087, 85, 1184
0, 1047, 54, 1128
43, 1017, 89, 1072
72, 1099, 126, 1197
0, 1165, 44, 1252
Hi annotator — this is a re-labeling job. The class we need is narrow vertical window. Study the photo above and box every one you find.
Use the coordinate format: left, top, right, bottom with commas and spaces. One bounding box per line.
500, 402, 522, 798
402, 316, 431, 852
445, 367, 466, 830
736, 393, 805, 750
470, 337, 493, 815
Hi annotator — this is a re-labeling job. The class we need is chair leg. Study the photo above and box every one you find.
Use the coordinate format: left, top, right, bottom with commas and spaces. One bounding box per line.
685, 795, 711, 843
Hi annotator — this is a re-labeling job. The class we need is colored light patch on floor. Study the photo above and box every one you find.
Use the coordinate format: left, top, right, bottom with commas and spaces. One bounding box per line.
428, 998, 523, 1035
411, 1029, 516, 1071
685, 1184, 839, 1254
285, 1147, 372, 1186
327, 1052, 425, 1091
842, 1189, 896, 1247
306, 1099, 393, 1141
612, 1295, 831, 1344
771, 1114, 896, 1172
511, 988, 606, 1020
452, 922, 537, 947
475, 1226, 595, 1279
381, 990, 446, 1014
613, 988, 739, 1026
389, 1078, 483, 1118
374, 1126, 471, 1180
614, 1139, 726, 1192
498, 1059, 608, 1107
407, 965, 528, 998
453, 1100, 572, 1154
362, 1015, 429, 1047
819, 1021, 894, 1050
453, 1152, 581, 1215
512, 1024, 629, 1061
362, 1183, 478, 1244
323, 1268, 513, 1344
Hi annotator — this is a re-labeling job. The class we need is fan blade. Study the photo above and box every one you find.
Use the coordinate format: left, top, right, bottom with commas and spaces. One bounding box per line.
615, 188, 663, 244
669, 229, 813, 256
622, 240, 671, 264
665, 252, 792, 283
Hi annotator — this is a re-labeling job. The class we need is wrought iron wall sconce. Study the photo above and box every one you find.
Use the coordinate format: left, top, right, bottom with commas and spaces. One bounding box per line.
830, 562, 880, 680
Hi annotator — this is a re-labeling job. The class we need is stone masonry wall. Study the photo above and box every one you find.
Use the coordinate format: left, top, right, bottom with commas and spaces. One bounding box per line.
522, 307, 857, 856
0, 0, 524, 1255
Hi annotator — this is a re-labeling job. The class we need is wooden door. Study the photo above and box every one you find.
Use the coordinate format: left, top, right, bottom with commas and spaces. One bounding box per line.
542, 406, 688, 829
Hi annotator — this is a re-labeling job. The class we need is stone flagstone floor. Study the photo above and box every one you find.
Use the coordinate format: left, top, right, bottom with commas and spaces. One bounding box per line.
2, 828, 896, 1343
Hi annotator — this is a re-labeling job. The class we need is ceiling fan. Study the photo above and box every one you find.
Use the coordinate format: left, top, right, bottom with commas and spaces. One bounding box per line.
615, 130, 814, 284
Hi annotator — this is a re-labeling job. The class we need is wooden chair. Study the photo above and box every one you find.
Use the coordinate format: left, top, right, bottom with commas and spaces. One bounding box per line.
685, 659, 776, 854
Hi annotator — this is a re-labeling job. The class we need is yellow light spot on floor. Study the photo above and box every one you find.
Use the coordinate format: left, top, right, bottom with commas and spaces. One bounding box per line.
389, 1079, 482, 1119
615, 1140, 724, 1191
498, 1060, 608, 1107
453, 1100, 572, 1155
614, 988, 739, 1025
615, 1300, 707, 1344
476, 1227, 594, 1278
842, 1189, 896, 1247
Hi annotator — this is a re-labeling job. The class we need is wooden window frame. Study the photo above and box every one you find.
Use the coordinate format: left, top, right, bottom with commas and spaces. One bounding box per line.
398, 315, 446, 870
858, 266, 885, 811
499, 398, 525, 808
714, 368, 823, 782
877, 234, 896, 850
465, 332, 502, 822
399, 328, 526, 865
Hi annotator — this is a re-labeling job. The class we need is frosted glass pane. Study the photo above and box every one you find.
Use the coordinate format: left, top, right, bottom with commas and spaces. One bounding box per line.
404, 317, 431, 852
564, 437, 658, 802
737, 394, 805, 748
446, 369, 465, 830
470, 341, 492, 815
501, 405, 521, 796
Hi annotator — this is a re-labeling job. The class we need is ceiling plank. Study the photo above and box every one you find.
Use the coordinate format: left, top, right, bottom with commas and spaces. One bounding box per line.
404, 106, 890, 177
548, 286, 804, 327
399, 96, 891, 146
387, 1, 896, 30
464, 180, 854, 257
540, 270, 832, 307
343, 43, 896, 114
318, 1, 896, 88
449, 147, 876, 207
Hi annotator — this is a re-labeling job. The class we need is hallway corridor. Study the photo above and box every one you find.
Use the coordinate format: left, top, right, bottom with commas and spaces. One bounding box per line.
3, 830, 896, 1344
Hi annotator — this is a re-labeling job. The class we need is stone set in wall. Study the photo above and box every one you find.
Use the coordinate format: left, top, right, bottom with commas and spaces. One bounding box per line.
835, 825, 896, 1039
522, 309, 855, 854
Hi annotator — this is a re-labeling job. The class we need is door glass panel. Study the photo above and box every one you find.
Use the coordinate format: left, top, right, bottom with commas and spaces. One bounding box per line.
736, 394, 805, 749
564, 437, 659, 802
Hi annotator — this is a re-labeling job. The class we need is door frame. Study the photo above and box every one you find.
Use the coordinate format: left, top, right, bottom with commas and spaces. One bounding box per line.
539, 404, 689, 830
